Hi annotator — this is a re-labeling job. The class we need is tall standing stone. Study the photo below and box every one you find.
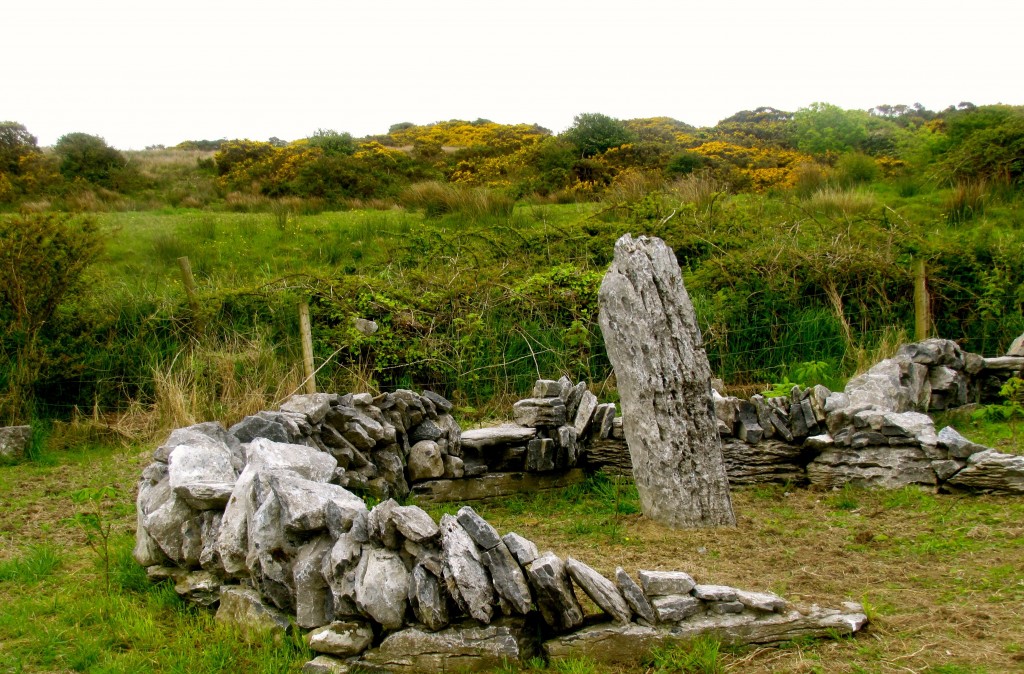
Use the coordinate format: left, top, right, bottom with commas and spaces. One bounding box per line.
597, 234, 735, 528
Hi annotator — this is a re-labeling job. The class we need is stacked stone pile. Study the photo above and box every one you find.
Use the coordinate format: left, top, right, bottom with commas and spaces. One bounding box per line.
225, 389, 462, 502
457, 376, 620, 477
708, 338, 1024, 493
134, 428, 866, 672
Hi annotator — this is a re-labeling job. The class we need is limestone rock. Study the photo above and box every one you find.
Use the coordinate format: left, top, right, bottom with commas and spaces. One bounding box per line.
512, 398, 567, 428
565, 558, 631, 624
411, 469, 586, 505
545, 604, 867, 662
502, 533, 539, 567
230, 415, 290, 445
354, 547, 410, 630
533, 379, 564, 398
652, 595, 702, 622
806, 447, 937, 489
301, 655, 352, 674
525, 438, 556, 472
459, 425, 537, 451
692, 584, 738, 602
937, 426, 988, 459
409, 564, 449, 631
167, 441, 237, 510
947, 449, 1024, 493
392, 505, 440, 544
481, 543, 533, 615
735, 589, 788, 613
269, 473, 367, 534
0, 425, 31, 461
359, 618, 540, 673
216, 585, 292, 640
526, 552, 583, 632
439, 514, 494, 624
422, 390, 454, 414
597, 234, 735, 529
407, 441, 444, 482
456, 506, 501, 550
615, 568, 657, 624
281, 393, 335, 425
294, 537, 333, 629
572, 391, 599, 437
174, 570, 222, 607
1007, 333, 1024, 357
246, 438, 338, 482
721, 438, 805, 485
639, 570, 696, 596
307, 620, 375, 657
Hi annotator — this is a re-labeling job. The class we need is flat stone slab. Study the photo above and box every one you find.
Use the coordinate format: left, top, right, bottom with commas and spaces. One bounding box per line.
806, 447, 937, 489
544, 603, 868, 664
411, 469, 586, 504
947, 449, 1024, 493
459, 426, 537, 451
358, 619, 540, 673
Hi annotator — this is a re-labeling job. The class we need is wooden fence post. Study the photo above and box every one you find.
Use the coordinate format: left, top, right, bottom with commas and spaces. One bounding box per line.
299, 302, 316, 394
177, 256, 204, 334
913, 258, 931, 341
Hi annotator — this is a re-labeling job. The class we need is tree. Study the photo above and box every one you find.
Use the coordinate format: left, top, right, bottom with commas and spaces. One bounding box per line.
0, 213, 104, 423
0, 121, 38, 174
307, 129, 356, 156
562, 113, 635, 158
53, 132, 129, 187
792, 103, 869, 156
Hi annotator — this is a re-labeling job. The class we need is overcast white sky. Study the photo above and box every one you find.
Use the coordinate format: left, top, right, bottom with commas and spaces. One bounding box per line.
5, 0, 1021, 149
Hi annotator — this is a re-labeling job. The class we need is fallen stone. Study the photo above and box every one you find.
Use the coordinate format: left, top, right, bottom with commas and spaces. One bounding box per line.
216, 585, 292, 640
439, 514, 494, 624
359, 618, 540, 673
302, 655, 353, 674
0, 426, 31, 461
565, 558, 631, 624
307, 620, 375, 657
947, 449, 1024, 493
615, 568, 657, 624
527, 552, 583, 632
639, 570, 696, 597
502, 533, 539, 567
174, 570, 222, 607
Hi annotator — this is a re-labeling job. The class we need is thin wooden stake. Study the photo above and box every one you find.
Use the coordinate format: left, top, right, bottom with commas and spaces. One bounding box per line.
177, 256, 204, 334
299, 302, 316, 394
913, 258, 931, 341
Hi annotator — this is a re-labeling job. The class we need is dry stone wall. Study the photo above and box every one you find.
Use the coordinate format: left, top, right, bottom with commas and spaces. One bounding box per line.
135, 425, 866, 673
